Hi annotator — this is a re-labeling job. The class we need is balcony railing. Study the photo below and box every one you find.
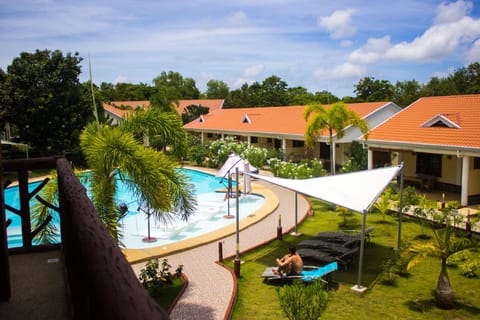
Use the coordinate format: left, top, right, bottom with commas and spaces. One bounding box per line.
1, 157, 169, 319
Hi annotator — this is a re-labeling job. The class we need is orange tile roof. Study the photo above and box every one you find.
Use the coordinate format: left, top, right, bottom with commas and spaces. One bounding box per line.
102, 99, 224, 119
102, 101, 150, 118
184, 102, 390, 137
368, 95, 480, 149
174, 99, 224, 115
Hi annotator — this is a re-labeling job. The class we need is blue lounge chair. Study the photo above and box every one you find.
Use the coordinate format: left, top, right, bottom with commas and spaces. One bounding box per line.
261, 261, 338, 284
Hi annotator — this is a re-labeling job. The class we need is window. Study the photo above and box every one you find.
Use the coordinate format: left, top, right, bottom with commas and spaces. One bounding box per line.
320, 143, 330, 160
207, 133, 213, 138
250, 137, 258, 143
474, 157, 480, 170
292, 140, 304, 148
416, 152, 441, 177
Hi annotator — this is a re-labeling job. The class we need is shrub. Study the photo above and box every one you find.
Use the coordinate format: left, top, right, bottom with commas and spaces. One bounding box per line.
380, 258, 399, 286
268, 158, 327, 179
139, 258, 182, 299
208, 137, 247, 167
278, 279, 330, 320
339, 159, 360, 173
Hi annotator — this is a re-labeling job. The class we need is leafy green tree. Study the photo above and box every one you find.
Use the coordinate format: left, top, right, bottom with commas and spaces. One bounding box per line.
312, 90, 340, 104
150, 71, 200, 112
152, 71, 200, 99
1, 49, 93, 157
287, 86, 314, 105
404, 207, 479, 309
205, 79, 229, 99
354, 77, 394, 102
393, 80, 422, 107
304, 101, 369, 174
79, 109, 196, 242
225, 82, 263, 108
450, 62, 480, 94
420, 76, 457, 97
261, 75, 289, 106
181, 104, 209, 124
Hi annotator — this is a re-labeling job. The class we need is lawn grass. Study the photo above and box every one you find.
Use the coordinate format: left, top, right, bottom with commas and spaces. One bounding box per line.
156, 277, 185, 312
228, 199, 480, 319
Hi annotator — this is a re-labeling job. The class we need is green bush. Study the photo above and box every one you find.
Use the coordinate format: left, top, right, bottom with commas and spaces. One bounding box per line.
278, 279, 330, 320
268, 158, 327, 179
139, 258, 183, 300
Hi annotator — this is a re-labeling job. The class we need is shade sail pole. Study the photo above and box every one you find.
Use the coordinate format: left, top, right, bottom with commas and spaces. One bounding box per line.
294, 192, 298, 235
396, 163, 405, 250
235, 167, 240, 260
352, 209, 367, 293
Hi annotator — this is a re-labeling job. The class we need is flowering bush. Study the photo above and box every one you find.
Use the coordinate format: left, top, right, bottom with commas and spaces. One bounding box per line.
268, 158, 327, 179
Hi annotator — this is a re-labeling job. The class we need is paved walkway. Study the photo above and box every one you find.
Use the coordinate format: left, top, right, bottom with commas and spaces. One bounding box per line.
131, 179, 310, 320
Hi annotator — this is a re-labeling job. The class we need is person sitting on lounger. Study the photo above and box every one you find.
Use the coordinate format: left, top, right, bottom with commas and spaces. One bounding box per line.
273, 245, 304, 276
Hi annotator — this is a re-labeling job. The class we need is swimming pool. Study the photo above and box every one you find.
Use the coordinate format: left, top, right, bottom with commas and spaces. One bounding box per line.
4, 168, 265, 249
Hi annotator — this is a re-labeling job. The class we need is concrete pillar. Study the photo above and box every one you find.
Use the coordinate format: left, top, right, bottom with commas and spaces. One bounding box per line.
367, 148, 373, 170
461, 156, 469, 206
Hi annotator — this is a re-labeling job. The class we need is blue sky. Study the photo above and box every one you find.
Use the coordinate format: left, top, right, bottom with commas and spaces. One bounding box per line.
1, 0, 479, 97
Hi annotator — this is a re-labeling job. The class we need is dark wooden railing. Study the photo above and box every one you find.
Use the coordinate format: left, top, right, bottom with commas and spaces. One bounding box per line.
1, 157, 169, 319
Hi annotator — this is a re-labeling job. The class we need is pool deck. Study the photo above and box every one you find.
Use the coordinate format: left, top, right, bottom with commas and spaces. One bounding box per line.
129, 167, 311, 319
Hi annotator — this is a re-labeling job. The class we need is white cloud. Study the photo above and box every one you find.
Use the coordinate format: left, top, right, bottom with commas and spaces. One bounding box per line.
313, 62, 366, 80
386, 17, 480, 62
465, 39, 480, 63
347, 3, 480, 66
113, 75, 129, 84
349, 36, 392, 64
340, 40, 354, 48
435, 0, 472, 24
318, 8, 357, 39
227, 10, 249, 25
243, 64, 265, 78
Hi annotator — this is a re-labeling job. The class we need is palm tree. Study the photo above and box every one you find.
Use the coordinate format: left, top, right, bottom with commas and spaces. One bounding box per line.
31, 106, 195, 244
304, 101, 369, 175
404, 207, 479, 309
80, 108, 196, 242
373, 189, 392, 222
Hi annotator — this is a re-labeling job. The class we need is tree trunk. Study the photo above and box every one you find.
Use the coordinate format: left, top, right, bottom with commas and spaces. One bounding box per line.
436, 259, 454, 309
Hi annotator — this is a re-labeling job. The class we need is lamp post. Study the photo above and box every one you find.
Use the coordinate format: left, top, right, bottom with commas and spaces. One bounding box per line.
234, 167, 241, 277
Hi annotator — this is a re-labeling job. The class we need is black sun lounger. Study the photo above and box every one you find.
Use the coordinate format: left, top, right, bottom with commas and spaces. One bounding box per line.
261, 261, 338, 285
298, 239, 360, 255
297, 247, 359, 269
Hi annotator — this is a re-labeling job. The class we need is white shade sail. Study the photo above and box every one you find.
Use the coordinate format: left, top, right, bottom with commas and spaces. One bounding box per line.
216, 153, 258, 178
248, 165, 402, 213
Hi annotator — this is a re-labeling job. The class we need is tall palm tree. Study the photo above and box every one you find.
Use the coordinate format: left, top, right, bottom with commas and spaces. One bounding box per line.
404, 208, 479, 309
31, 107, 195, 244
304, 101, 369, 175
80, 109, 196, 242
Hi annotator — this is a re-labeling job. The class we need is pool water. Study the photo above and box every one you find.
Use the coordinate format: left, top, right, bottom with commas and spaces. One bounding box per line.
4, 168, 264, 249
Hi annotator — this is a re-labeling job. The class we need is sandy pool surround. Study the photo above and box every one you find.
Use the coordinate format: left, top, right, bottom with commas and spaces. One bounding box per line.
123, 180, 279, 264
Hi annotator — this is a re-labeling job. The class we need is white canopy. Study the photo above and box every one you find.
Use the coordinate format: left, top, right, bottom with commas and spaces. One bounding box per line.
248, 165, 402, 213
216, 153, 258, 178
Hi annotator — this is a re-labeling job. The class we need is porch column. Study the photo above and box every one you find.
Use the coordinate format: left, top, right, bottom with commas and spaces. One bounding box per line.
282, 138, 287, 161
200, 132, 204, 145
461, 156, 470, 206
221, 133, 225, 139
367, 148, 373, 170
331, 142, 336, 175
247, 136, 251, 148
